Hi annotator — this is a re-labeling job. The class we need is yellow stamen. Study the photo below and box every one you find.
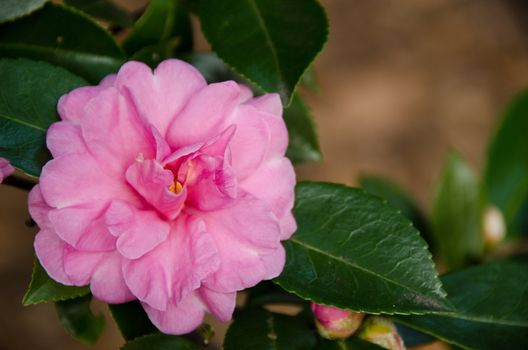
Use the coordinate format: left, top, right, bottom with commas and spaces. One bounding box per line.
168, 181, 183, 194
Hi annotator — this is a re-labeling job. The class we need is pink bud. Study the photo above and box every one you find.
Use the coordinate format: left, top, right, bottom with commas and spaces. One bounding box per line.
311, 303, 365, 339
358, 316, 406, 350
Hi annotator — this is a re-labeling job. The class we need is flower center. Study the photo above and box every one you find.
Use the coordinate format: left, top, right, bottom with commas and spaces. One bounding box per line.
168, 180, 183, 194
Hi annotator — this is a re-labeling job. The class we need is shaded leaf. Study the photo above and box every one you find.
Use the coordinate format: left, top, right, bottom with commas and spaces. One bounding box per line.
124, 0, 192, 58
484, 90, 528, 232
431, 152, 483, 270
65, 0, 133, 27
0, 3, 125, 83
56, 294, 105, 345
246, 281, 305, 307
0, 58, 87, 177
0, 0, 47, 23
109, 300, 158, 341
284, 94, 322, 164
395, 256, 528, 350
224, 307, 317, 350
316, 337, 386, 350
275, 182, 451, 315
23, 259, 89, 305
199, 0, 328, 103
121, 333, 198, 350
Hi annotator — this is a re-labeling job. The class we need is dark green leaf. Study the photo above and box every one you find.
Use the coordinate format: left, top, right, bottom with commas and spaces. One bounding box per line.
224, 307, 317, 350
0, 58, 87, 177
109, 300, 158, 341
284, 94, 322, 164
316, 337, 386, 350
359, 175, 432, 248
484, 90, 528, 231
199, 0, 328, 103
0, 3, 125, 83
124, 0, 193, 57
431, 152, 483, 270
0, 0, 47, 23
56, 294, 105, 345
300, 67, 319, 93
395, 256, 528, 350
23, 259, 89, 305
246, 281, 305, 307
394, 323, 434, 347
121, 333, 198, 350
275, 182, 451, 315
64, 0, 133, 27
181, 52, 242, 84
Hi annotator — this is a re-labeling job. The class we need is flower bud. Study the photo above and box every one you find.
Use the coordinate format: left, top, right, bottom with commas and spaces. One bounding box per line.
358, 316, 406, 350
482, 205, 506, 250
311, 303, 365, 339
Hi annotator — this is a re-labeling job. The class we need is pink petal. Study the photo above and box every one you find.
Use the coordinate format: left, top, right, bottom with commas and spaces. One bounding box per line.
0, 157, 14, 182
115, 60, 206, 136
28, 185, 51, 228
123, 215, 219, 311
46, 122, 86, 158
246, 93, 283, 116
90, 252, 135, 303
240, 158, 296, 240
57, 85, 107, 121
260, 245, 286, 280
142, 292, 205, 335
34, 229, 72, 285
48, 205, 103, 247
125, 159, 186, 220
166, 81, 242, 148
105, 200, 170, 259
198, 288, 236, 322
63, 249, 103, 286
81, 88, 154, 176
198, 194, 281, 292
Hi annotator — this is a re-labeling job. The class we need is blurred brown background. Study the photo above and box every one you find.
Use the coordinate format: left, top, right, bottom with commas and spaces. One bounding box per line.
2, 0, 528, 348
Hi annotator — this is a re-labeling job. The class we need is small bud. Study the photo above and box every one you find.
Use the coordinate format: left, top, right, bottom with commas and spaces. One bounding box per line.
358, 316, 406, 350
482, 205, 506, 250
311, 303, 365, 339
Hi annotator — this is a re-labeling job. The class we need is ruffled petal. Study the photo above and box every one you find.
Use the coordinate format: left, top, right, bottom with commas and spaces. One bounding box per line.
57, 85, 108, 122
198, 288, 236, 322
34, 229, 72, 285
142, 292, 205, 335
0, 157, 14, 182
246, 93, 282, 116
46, 122, 86, 158
115, 60, 206, 136
28, 185, 51, 228
90, 252, 135, 303
123, 215, 219, 311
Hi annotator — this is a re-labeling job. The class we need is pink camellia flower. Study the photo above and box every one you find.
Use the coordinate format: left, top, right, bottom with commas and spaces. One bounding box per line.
311, 303, 365, 339
0, 158, 14, 183
29, 59, 296, 334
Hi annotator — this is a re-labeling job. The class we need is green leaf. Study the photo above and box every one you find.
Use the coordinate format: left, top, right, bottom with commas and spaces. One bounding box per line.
300, 67, 319, 93
359, 175, 432, 248
0, 58, 87, 177
0, 3, 125, 83
124, 0, 193, 58
55, 294, 105, 345
224, 307, 317, 350
431, 152, 483, 270
0, 0, 47, 23
284, 94, 322, 164
199, 0, 328, 104
23, 259, 89, 305
395, 256, 528, 350
316, 337, 386, 350
484, 90, 528, 231
64, 0, 133, 27
275, 182, 451, 315
109, 300, 158, 341
246, 281, 305, 307
182, 52, 242, 84
121, 333, 198, 350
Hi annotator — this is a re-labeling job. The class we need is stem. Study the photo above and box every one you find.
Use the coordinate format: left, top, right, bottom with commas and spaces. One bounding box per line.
3, 175, 37, 192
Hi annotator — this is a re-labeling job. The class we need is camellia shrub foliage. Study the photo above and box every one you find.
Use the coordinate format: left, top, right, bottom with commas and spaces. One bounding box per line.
0, 1, 527, 349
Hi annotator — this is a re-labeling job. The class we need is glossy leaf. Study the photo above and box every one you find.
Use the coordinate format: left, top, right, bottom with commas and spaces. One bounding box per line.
316, 337, 386, 350
359, 175, 432, 248
0, 58, 87, 177
484, 90, 528, 230
124, 0, 192, 57
431, 152, 483, 270
284, 94, 322, 163
182, 52, 242, 85
56, 294, 105, 345
395, 256, 528, 350
109, 300, 158, 341
0, 0, 47, 23
0, 3, 125, 83
246, 281, 305, 307
275, 182, 451, 315
121, 333, 198, 350
224, 307, 317, 350
199, 0, 328, 103
22, 259, 89, 305
64, 0, 133, 27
